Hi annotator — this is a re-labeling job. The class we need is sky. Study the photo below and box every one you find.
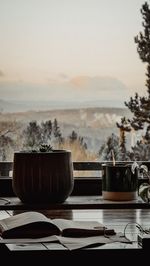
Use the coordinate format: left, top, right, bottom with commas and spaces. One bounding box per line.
0, 0, 148, 105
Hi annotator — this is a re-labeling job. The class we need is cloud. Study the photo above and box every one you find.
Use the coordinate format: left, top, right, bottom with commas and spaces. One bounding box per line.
69, 75, 128, 93
47, 78, 58, 84
69, 76, 90, 88
58, 73, 69, 80
0, 70, 5, 77
46, 73, 69, 84
0, 75, 130, 107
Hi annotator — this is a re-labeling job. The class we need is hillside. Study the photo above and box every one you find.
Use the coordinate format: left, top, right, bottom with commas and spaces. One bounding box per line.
0, 107, 132, 154
0, 106, 131, 126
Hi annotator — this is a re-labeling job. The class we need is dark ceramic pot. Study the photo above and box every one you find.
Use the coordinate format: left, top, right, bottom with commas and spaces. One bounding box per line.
12, 150, 74, 203
102, 163, 138, 201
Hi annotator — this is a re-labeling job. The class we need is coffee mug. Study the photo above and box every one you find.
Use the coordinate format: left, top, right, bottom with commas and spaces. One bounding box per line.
102, 163, 138, 201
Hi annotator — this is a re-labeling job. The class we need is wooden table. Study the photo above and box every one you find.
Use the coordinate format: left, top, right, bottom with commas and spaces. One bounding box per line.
0, 196, 149, 263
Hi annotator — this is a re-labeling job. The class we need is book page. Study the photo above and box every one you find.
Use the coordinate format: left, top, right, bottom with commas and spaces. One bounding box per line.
0, 212, 115, 239
0, 235, 58, 244
53, 219, 104, 231
0, 233, 131, 250
0, 212, 60, 238
52, 219, 109, 237
57, 233, 132, 250
0, 212, 50, 231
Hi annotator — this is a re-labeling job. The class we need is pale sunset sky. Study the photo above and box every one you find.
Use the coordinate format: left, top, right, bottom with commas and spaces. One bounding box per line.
0, 0, 148, 105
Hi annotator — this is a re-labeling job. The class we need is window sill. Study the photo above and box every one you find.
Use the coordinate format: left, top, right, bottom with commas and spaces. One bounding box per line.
0, 195, 148, 210
0, 177, 148, 197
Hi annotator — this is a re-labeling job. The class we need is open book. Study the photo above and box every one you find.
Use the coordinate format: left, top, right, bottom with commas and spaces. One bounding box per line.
0, 211, 115, 239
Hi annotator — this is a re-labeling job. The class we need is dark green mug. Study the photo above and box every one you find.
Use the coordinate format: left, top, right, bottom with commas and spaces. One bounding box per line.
102, 163, 138, 201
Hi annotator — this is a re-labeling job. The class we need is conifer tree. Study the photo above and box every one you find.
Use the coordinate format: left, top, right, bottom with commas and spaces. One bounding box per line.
99, 133, 120, 161
115, 2, 150, 161
69, 130, 78, 143
41, 120, 52, 144
53, 118, 63, 145
124, 2, 150, 140
69, 130, 87, 150
23, 120, 42, 150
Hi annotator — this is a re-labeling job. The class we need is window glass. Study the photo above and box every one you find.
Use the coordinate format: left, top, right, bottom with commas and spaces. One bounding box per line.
0, 0, 146, 163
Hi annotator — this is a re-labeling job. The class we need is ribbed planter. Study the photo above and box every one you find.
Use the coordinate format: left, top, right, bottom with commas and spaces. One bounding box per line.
102, 163, 138, 201
12, 150, 74, 203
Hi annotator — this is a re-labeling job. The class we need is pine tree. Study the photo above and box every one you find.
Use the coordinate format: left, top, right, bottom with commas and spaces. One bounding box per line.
23, 120, 42, 150
41, 120, 52, 144
99, 133, 120, 161
115, 2, 150, 161
124, 2, 150, 139
69, 130, 87, 150
0, 133, 14, 161
69, 130, 78, 143
116, 117, 131, 153
53, 118, 63, 145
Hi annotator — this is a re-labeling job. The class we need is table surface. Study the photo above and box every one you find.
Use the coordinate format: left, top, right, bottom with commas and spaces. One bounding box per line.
0, 208, 143, 248
0, 196, 149, 262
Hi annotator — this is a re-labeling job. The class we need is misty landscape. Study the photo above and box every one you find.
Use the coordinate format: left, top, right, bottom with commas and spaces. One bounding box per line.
0, 74, 133, 160
0, 98, 132, 160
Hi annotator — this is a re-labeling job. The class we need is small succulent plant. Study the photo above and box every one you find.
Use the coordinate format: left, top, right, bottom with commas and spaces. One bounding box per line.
26, 144, 53, 153
38, 144, 53, 152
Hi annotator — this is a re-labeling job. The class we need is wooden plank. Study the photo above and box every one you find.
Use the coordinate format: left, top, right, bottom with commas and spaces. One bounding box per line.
73, 162, 102, 170
0, 195, 148, 210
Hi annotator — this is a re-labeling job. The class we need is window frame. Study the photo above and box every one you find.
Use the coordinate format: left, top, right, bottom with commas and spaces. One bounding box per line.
0, 161, 149, 196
